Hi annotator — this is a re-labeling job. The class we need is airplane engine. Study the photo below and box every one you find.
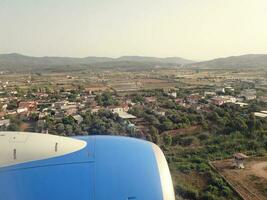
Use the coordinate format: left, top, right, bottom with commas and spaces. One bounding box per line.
0, 132, 175, 200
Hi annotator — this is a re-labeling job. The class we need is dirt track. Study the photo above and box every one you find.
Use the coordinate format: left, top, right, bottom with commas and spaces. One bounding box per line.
251, 161, 267, 179
212, 158, 267, 200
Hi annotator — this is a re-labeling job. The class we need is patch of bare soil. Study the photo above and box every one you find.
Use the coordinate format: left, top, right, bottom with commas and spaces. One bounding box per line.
212, 157, 267, 200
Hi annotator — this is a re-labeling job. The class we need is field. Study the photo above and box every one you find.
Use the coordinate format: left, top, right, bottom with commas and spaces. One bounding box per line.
212, 157, 267, 200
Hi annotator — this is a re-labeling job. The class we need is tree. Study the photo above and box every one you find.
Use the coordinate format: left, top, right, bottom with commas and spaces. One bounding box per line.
56, 123, 65, 133
162, 119, 174, 131
163, 134, 172, 146
65, 124, 74, 136
95, 92, 118, 107
7, 124, 20, 131
7, 100, 17, 110
247, 113, 256, 133
150, 126, 160, 144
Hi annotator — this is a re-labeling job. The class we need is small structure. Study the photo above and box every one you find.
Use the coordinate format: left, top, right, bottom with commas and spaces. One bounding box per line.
233, 153, 248, 169
0, 119, 10, 127
72, 115, 84, 124
211, 96, 225, 106
186, 95, 202, 104
254, 112, 267, 118
116, 111, 136, 119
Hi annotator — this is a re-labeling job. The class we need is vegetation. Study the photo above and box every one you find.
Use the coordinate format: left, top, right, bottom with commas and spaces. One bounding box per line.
2, 86, 267, 200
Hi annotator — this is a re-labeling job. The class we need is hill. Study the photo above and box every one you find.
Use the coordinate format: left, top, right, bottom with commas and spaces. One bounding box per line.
117, 56, 194, 64
0, 53, 194, 72
188, 54, 267, 69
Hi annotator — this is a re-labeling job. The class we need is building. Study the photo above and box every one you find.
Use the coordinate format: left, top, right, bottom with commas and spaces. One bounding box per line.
240, 89, 257, 100
72, 115, 84, 124
108, 105, 129, 113
211, 97, 225, 106
220, 95, 236, 103
145, 97, 157, 103
204, 91, 216, 97
254, 111, 267, 118
167, 92, 177, 98
225, 86, 234, 92
215, 88, 225, 93
234, 102, 248, 107
233, 153, 248, 169
259, 96, 267, 103
17, 107, 28, 114
0, 119, 10, 127
18, 101, 38, 111
211, 96, 237, 106
116, 111, 136, 119
186, 95, 202, 104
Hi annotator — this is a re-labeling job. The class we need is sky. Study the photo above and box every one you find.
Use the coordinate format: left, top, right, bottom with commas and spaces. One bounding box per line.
0, 0, 267, 60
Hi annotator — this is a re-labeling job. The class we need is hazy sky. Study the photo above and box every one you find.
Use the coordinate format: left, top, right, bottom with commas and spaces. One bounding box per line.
1, 0, 267, 60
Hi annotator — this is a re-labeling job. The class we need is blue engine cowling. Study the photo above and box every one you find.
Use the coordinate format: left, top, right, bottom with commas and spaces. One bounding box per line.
0, 132, 175, 200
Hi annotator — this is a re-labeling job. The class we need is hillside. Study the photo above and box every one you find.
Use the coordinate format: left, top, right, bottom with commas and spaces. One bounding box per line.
117, 56, 194, 64
0, 53, 194, 72
188, 54, 267, 69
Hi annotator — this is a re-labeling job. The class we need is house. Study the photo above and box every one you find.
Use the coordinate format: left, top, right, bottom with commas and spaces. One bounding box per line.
61, 103, 77, 111
259, 96, 267, 103
234, 102, 248, 107
0, 119, 10, 127
220, 95, 236, 103
211, 97, 225, 106
254, 112, 267, 118
53, 100, 69, 109
17, 107, 28, 114
6, 110, 17, 116
72, 115, 83, 124
215, 88, 225, 93
186, 95, 202, 104
244, 94, 257, 100
211, 96, 236, 106
107, 105, 136, 119
167, 92, 177, 98
225, 86, 234, 91
145, 97, 157, 103
0, 112, 6, 118
18, 101, 38, 115
175, 98, 184, 105
18, 101, 38, 111
204, 91, 216, 97
116, 111, 137, 119
240, 89, 257, 100
34, 93, 49, 98
1, 104, 7, 111
108, 105, 129, 113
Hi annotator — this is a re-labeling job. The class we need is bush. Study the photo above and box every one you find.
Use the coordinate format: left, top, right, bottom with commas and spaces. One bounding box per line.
180, 136, 195, 146
198, 133, 209, 141
176, 185, 199, 200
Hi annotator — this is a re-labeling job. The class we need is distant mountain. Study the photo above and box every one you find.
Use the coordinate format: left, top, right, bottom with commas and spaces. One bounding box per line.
117, 56, 194, 64
188, 54, 267, 69
0, 53, 194, 72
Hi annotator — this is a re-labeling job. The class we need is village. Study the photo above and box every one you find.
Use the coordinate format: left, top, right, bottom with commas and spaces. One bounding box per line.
0, 69, 267, 200
0, 72, 267, 134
